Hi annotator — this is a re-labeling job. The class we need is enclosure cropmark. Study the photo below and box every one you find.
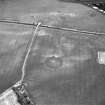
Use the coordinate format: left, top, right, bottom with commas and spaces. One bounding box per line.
0, 17, 105, 88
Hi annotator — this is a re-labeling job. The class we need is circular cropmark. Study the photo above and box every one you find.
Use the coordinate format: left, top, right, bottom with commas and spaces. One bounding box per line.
44, 56, 63, 69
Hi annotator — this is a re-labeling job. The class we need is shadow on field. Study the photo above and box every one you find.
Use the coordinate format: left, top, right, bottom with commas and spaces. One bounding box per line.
58, 0, 81, 3
58, 0, 105, 4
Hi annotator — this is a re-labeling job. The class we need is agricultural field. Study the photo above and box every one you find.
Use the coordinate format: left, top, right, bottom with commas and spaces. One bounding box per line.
0, 0, 105, 105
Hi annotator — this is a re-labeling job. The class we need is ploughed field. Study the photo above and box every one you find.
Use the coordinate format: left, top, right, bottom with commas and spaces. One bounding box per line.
0, 1, 105, 105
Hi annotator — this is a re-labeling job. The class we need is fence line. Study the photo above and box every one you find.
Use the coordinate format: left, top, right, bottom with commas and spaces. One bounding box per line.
0, 20, 105, 36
